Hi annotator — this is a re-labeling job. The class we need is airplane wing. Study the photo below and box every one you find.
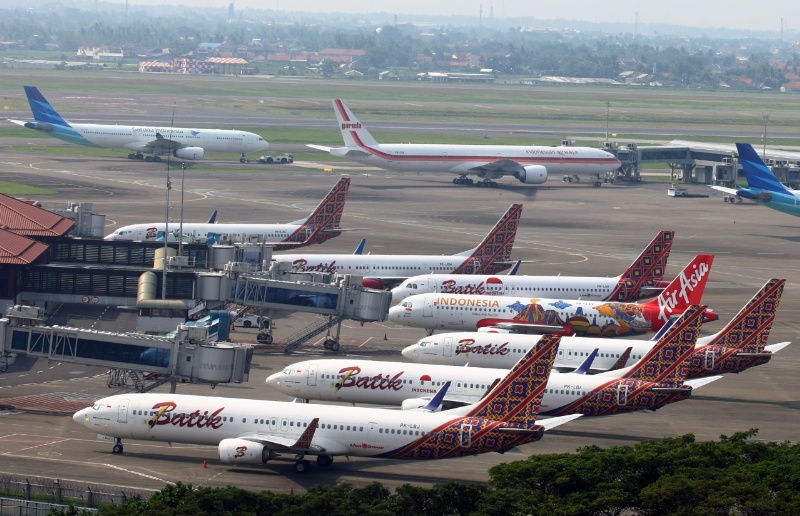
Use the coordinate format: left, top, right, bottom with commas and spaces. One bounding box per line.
482, 322, 565, 334
469, 158, 524, 175
235, 417, 323, 452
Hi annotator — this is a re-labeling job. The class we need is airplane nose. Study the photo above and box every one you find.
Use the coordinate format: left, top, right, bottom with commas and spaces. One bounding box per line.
265, 372, 282, 389
401, 347, 413, 359
72, 407, 89, 425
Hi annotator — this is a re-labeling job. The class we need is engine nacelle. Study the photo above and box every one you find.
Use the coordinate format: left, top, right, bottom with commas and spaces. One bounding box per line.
401, 398, 442, 411
174, 147, 205, 160
218, 438, 274, 464
362, 278, 385, 290
515, 165, 548, 185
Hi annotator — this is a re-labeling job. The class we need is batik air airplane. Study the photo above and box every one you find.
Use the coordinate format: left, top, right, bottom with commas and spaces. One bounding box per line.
389, 254, 717, 336
307, 100, 621, 187
9, 86, 268, 163
104, 177, 353, 249
711, 143, 800, 218
402, 279, 789, 378
273, 203, 522, 289
391, 230, 674, 303
72, 336, 581, 474
269, 306, 720, 417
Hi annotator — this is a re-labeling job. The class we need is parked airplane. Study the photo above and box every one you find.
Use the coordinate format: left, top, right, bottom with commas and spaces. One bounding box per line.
401, 279, 788, 378
9, 86, 268, 163
273, 203, 523, 289
711, 143, 800, 218
307, 100, 621, 187
389, 254, 716, 336
72, 335, 581, 474
268, 306, 719, 417
391, 230, 674, 303
105, 177, 353, 249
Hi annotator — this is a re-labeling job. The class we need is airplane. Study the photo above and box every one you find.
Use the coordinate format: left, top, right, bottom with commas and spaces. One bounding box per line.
105, 177, 354, 249
9, 86, 268, 163
711, 143, 800, 218
401, 279, 789, 378
390, 230, 674, 303
268, 306, 720, 417
72, 335, 582, 474
389, 254, 717, 337
272, 203, 523, 289
307, 99, 621, 187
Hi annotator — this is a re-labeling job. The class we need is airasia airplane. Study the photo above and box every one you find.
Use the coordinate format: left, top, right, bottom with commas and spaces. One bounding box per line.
401, 279, 788, 377
307, 100, 621, 187
104, 177, 354, 249
10, 86, 268, 163
391, 230, 674, 303
273, 203, 522, 289
389, 254, 717, 336
268, 306, 720, 416
72, 336, 581, 474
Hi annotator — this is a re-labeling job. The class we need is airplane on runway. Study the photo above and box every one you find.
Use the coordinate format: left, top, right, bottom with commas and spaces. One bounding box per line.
307, 100, 621, 187
711, 143, 800, 218
273, 203, 523, 289
401, 279, 788, 378
391, 230, 674, 303
105, 177, 354, 249
389, 254, 717, 336
9, 86, 268, 163
72, 335, 582, 474
268, 306, 720, 417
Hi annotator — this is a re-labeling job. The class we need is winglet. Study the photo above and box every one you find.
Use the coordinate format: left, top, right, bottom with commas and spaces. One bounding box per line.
353, 238, 366, 255
294, 417, 320, 449
607, 230, 674, 302
452, 203, 522, 275
207, 210, 218, 224
573, 348, 599, 374
507, 260, 522, 276
420, 381, 451, 412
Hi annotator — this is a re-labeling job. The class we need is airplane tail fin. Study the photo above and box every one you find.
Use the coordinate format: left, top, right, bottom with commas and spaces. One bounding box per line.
736, 143, 794, 195
332, 99, 379, 148
607, 230, 674, 302
607, 346, 633, 372
642, 254, 714, 326
23, 86, 71, 127
294, 417, 320, 449
286, 177, 351, 245
452, 204, 523, 275
624, 305, 705, 385
465, 334, 559, 427
704, 279, 785, 352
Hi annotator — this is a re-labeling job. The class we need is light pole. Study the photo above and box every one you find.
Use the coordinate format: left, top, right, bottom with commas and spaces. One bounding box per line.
605, 100, 610, 142
762, 112, 769, 160
178, 161, 186, 258
162, 168, 171, 300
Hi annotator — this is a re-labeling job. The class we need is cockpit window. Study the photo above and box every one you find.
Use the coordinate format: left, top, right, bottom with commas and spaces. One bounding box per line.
91, 403, 103, 410
419, 341, 429, 347
282, 367, 293, 375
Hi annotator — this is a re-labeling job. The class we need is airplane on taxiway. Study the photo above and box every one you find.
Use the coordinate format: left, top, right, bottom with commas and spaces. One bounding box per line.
391, 230, 674, 303
273, 203, 523, 289
400, 278, 789, 377
9, 86, 268, 163
72, 335, 582, 474
105, 177, 355, 249
307, 100, 621, 187
268, 306, 720, 417
711, 143, 800, 217
389, 254, 717, 336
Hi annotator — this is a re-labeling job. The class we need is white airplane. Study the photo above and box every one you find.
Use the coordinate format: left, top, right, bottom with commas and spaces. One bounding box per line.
72, 335, 581, 474
9, 86, 268, 163
268, 306, 721, 417
105, 177, 354, 249
307, 100, 621, 187
400, 279, 789, 379
391, 230, 674, 303
273, 203, 523, 289
389, 254, 717, 337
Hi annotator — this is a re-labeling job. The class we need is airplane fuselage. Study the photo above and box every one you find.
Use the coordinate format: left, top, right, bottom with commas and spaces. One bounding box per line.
107, 222, 304, 243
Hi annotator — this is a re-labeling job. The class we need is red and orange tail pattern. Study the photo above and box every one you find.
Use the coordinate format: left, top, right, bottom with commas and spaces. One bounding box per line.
452, 203, 522, 275
607, 230, 674, 302
466, 334, 559, 426
286, 177, 351, 245
706, 279, 785, 352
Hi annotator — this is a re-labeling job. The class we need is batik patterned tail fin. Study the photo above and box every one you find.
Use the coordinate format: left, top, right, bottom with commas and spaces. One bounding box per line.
706, 279, 785, 352
607, 230, 674, 302
285, 177, 350, 244
452, 204, 522, 275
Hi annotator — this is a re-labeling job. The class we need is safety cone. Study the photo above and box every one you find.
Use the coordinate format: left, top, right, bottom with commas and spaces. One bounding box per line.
384, 333, 388, 340
203, 460, 208, 469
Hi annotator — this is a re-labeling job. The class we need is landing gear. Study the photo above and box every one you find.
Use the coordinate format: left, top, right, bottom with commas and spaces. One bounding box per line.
452, 176, 474, 186
144, 155, 162, 162
323, 337, 340, 352
476, 180, 498, 188
240, 156, 247, 163
127, 153, 145, 160
316, 455, 334, 467
294, 455, 311, 474
112, 438, 124, 454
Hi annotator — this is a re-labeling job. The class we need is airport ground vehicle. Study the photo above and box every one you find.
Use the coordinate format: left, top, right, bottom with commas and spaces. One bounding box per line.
258, 153, 294, 164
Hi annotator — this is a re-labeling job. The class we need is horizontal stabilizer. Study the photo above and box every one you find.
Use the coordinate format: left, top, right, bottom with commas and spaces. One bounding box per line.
683, 375, 724, 389
710, 185, 740, 196
763, 342, 791, 354
306, 144, 332, 152
7, 119, 27, 127
489, 322, 565, 334
537, 414, 583, 431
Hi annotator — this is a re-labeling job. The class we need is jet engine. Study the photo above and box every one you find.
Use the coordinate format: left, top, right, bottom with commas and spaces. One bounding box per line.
218, 438, 276, 464
361, 278, 385, 290
25, 122, 54, 133
174, 147, 205, 160
515, 165, 547, 185
401, 398, 443, 411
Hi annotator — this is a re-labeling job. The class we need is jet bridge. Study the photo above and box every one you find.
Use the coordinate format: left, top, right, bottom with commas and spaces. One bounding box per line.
0, 305, 253, 392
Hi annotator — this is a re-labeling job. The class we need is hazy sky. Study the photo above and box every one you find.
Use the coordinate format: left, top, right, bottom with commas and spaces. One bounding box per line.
140, 0, 795, 33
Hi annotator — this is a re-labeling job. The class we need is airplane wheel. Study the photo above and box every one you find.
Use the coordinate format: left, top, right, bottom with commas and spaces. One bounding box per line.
136, 154, 144, 160
145, 156, 153, 162
466, 178, 474, 185
452, 178, 459, 184
240, 157, 246, 163
128, 153, 136, 159
154, 156, 162, 162
330, 341, 340, 352
113, 444, 123, 454
294, 459, 311, 474
316, 455, 333, 467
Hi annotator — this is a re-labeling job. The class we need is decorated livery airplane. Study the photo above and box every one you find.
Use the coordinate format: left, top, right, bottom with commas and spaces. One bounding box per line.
72, 336, 581, 474
105, 177, 354, 249
268, 306, 719, 416
401, 279, 789, 377
307, 100, 621, 187
391, 230, 674, 303
389, 254, 717, 336
273, 203, 523, 289
9, 86, 268, 163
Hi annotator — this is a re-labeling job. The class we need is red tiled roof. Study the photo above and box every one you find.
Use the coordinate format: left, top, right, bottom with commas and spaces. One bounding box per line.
0, 228, 49, 264
0, 193, 75, 237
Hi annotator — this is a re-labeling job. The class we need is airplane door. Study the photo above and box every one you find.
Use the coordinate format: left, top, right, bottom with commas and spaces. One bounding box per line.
117, 399, 130, 423
453, 379, 465, 393
566, 349, 574, 362
280, 418, 289, 433
367, 422, 379, 443
307, 364, 318, 386
423, 296, 433, 317
617, 384, 629, 406
460, 424, 472, 448
443, 336, 453, 357
704, 348, 716, 371
269, 418, 277, 431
